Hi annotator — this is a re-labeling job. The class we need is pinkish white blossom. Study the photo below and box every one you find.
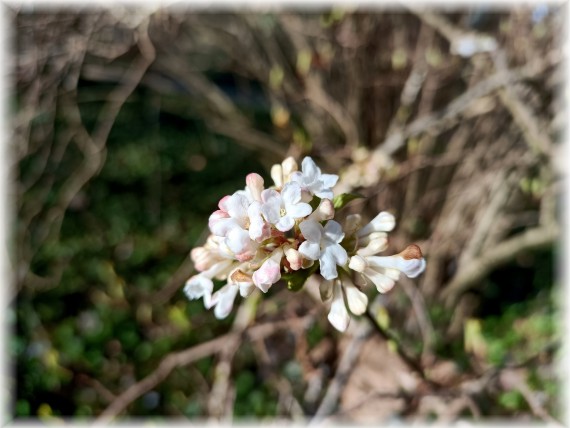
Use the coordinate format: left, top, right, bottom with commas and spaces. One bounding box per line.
184, 156, 426, 331
298, 219, 348, 280
261, 182, 312, 232
290, 157, 339, 199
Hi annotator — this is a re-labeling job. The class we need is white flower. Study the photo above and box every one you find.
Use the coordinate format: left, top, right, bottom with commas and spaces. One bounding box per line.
261, 182, 312, 232
342, 275, 368, 315
356, 232, 389, 257
190, 235, 231, 272
225, 227, 258, 262
356, 211, 395, 239
298, 219, 348, 280
207, 283, 239, 319
271, 156, 298, 188
290, 157, 339, 199
184, 259, 234, 304
229, 267, 256, 298
349, 244, 426, 293
320, 275, 368, 322
208, 192, 265, 258
209, 193, 249, 237
328, 281, 350, 332
307, 198, 335, 222
252, 248, 284, 292
247, 201, 271, 242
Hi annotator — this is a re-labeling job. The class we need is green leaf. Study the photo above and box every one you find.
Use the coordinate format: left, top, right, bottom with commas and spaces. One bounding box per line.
309, 196, 321, 211
332, 192, 364, 210
281, 262, 319, 292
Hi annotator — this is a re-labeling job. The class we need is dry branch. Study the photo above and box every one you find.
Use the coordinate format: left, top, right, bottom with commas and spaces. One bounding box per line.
94, 313, 313, 424
442, 224, 560, 307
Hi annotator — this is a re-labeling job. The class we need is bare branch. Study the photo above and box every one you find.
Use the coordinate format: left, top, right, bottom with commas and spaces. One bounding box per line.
94, 313, 313, 424
442, 224, 560, 308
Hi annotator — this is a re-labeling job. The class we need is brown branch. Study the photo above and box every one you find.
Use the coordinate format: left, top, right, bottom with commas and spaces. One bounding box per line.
442, 224, 560, 308
310, 321, 373, 424
94, 313, 313, 425
378, 51, 560, 157
207, 292, 261, 420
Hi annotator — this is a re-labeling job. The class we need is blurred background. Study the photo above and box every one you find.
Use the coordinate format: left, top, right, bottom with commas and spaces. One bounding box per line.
10, 4, 564, 424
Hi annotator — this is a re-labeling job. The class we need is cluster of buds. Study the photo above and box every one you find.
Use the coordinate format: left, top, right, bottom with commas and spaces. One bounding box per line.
184, 157, 426, 332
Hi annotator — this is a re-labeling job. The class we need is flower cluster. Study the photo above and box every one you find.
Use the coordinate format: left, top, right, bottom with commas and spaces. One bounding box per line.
184, 157, 426, 331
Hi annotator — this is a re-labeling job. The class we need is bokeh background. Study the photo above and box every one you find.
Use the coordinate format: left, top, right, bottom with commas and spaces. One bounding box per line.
10, 5, 564, 424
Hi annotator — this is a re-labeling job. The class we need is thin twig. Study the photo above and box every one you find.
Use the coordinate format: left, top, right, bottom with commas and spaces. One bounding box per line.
442, 224, 560, 307
94, 313, 313, 424
207, 292, 261, 420
310, 321, 373, 424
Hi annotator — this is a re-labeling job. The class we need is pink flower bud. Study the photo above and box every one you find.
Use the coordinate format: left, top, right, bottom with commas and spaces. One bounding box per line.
246, 173, 264, 201
208, 210, 229, 231
308, 198, 335, 222
191, 247, 215, 271
252, 249, 283, 292
285, 247, 303, 271
218, 195, 231, 212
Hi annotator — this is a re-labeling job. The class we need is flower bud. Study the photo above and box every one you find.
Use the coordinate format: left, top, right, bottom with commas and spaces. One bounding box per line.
396, 244, 426, 278
246, 173, 264, 201
252, 249, 283, 292
271, 164, 284, 188
357, 211, 396, 238
308, 198, 335, 222
328, 281, 350, 332
282, 156, 298, 181
217, 195, 231, 212
348, 255, 367, 272
285, 247, 303, 271
356, 232, 388, 257
344, 280, 368, 315
191, 247, 216, 272
344, 214, 362, 236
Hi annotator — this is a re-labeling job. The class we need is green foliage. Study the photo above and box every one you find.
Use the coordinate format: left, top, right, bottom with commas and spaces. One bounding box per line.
498, 391, 525, 411
332, 192, 364, 210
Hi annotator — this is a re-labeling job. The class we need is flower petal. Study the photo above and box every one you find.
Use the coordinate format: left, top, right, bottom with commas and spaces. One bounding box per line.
260, 189, 282, 224
328, 282, 350, 332
281, 182, 302, 204
285, 202, 312, 219
314, 188, 334, 199
299, 219, 323, 242
248, 206, 270, 242
324, 220, 345, 244
344, 283, 368, 315
319, 250, 339, 280
225, 193, 250, 220
324, 243, 348, 266
365, 255, 425, 278
252, 257, 282, 293
357, 211, 396, 238
276, 215, 295, 232
298, 240, 320, 261
365, 268, 398, 293
184, 275, 213, 300
320, 173, 339, 188
212, 284, 239, 319
239, 282, 255, 297
225, 227, 252, 255
301, 157, 319, 181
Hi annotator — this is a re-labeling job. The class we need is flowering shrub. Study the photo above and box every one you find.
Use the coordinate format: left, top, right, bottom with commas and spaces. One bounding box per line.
184, 157, 426, 332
